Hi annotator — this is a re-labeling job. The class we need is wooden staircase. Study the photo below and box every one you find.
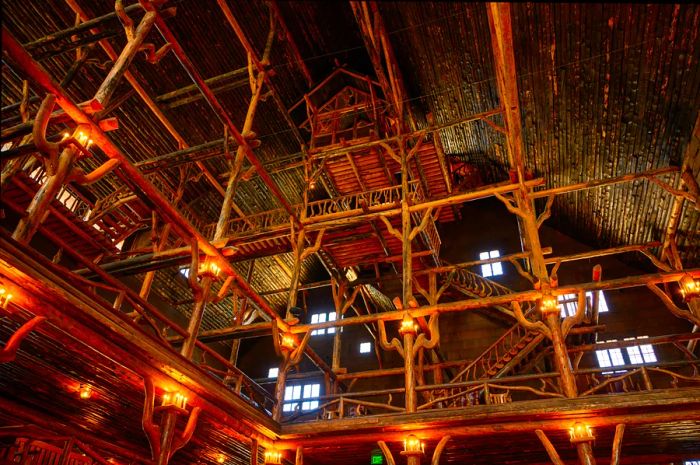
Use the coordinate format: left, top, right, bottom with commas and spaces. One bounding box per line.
449, 309, 545, 384
444, 263, 519, 322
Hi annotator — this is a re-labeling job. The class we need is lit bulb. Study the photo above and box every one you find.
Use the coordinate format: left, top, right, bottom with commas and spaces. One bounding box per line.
79, 384, 93, 400
403, 434, 423, 454
61, 132, 70, 142
539, 294, 558, 314
87, 139, 93, 149
0, 288, 13, 310
399, 313, 417, 335
281, 334, 296, 350
680, 275, 700, 301
217, 454, 226, 464
569, 422, 594, 443
264, 450, 282, 465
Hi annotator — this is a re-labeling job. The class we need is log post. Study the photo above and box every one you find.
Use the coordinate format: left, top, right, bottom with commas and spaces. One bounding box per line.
402, 321, 417, 413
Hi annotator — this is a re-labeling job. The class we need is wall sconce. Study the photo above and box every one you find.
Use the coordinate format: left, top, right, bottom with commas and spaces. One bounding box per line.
679, 274, 700, 301
569, 422, 595, 444
401, 434, 425, 457
538, 294, 559, 314
79, 384, 93, 400
264, 449, 282, 465
216, 454, 226, 464
162, 391, 188, 410
398, 313, 418, 336
0, 287, 13, 310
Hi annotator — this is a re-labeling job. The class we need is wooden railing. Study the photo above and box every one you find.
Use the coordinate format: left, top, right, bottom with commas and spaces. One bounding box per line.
0, 439, 92, 465
4, 232, 276, 415
281, 359, 700, 423
201, 181, 422, 240
449, 318, 543, 384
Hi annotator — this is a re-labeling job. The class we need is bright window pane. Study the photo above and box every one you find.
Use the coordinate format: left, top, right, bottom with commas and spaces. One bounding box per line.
360, 342, 371, 354
303, 384, 312, 399
491, 261, 503, 275
328, 312, 336, 334
311, 314, 319, 323
301, 401, 310, 410
596, 350, 612, 368
626, 346, 644, 364
318, 314, 327, 323
180, 267, 190, 278
311, 384, 320, 398
481, 264, 493, 277
640, 344, 657, 363
489, 250, 500, 258
292, 385, 301, 400
283, 403, 292, 412
608, 348, 625, 366
479, 252, 489, 260
598, 291, 609, 312
308, 400, 319, 410
284, 386, 293, 401
268, 368, 279, 378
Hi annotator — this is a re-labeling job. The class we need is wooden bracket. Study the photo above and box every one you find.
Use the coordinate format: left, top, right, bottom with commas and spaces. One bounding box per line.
513, 301, 551, 339
142, 377, 201, 464
647, 283, 700, 326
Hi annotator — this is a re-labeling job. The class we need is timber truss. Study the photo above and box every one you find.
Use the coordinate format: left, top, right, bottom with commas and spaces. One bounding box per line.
1, 2, 700, 465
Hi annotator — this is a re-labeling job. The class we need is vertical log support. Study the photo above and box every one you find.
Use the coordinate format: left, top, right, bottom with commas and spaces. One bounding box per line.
488, 4, 596, 464
271, 320, 311, 421
330, 278, 360, 372
376, 139, 438, 412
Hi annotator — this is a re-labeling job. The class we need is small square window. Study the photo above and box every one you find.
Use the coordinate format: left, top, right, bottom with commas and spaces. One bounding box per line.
360, 342, 372, 354
283, 382, 321, 414
479, 250, 503, 277
268, 368, 279, 378
179, 267, 190, 278
311, 312, 338, 336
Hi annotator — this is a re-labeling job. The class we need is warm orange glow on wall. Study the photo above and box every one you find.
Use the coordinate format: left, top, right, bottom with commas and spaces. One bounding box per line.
79, 384, 93, 400
263, 450, 282, 464
569, 422, 595, 444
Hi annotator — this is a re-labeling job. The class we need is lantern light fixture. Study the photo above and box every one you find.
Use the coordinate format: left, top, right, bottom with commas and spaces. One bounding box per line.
263, 449, 282, 465
401, 434, 425, 456
281, 334, 297, 351
162, 391, 188, 409
216, 454, 226, 464
79, 384, 93, 400
199, 259, 221, 279
679, 274, 700, 301
398, 313, 418, 336
0, 287, 13, 310
569, 422, 595, 444
538, 294, 559, 314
